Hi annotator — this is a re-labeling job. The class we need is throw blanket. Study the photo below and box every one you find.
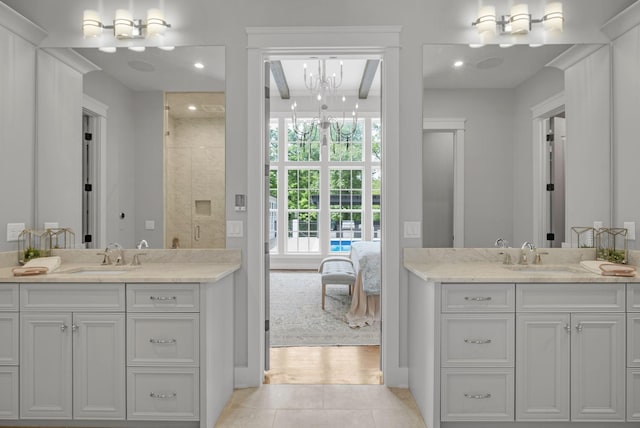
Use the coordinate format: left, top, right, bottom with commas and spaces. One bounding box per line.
350, 241, 381, 295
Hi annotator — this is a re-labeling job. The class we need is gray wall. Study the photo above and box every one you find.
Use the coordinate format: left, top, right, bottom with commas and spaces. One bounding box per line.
423, 88, 515, 247
613, 26, 640, 250
512, 67, 565, 245
83, 71, 137, 248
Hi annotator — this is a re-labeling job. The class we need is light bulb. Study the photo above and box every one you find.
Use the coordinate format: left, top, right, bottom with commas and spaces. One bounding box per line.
114, 9, 133, 38
543, 2, 563, 32
146, 8, 167, 38
510, 4, 530, 34
475, 5, 496, 36
83, 10, 102, 38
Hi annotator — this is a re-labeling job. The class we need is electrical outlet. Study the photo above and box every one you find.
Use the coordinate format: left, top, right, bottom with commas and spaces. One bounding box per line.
6, 223, 25, 241
44, 222, 59, 230
593, 221, 603, 231
624, 221, 636, 240
145, 220, 155, 230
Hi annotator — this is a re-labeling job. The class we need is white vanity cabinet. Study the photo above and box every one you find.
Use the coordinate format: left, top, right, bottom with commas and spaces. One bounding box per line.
0, 284, 19, 419
440, 283, 515, 422
126, 283, 200, 421
628, 284, 640, 421
516, 283, 626, 422
19, 283, 126, 420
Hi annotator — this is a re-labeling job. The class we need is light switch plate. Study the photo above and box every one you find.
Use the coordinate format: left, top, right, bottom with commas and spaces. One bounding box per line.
624, 221, 636, 240
403, 221, 421, 239
227, 220, 243, 238
6, 223, 25, 241
145, 220, 155, 230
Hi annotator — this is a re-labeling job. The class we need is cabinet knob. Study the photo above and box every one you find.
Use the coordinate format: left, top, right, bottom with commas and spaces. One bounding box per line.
575, 323, 583, 333
60, 323, 68, 332
564, 323, 571, 333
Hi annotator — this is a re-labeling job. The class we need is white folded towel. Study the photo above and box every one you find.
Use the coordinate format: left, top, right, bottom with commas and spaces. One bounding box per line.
13, 256, 62, 276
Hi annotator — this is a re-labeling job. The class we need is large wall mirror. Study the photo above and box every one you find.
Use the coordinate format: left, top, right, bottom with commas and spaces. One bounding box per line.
73, 46, 225, 249
422, 44, 608, 249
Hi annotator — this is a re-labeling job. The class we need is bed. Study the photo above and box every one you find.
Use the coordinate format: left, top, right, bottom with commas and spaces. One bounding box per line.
346, 241, 381, 327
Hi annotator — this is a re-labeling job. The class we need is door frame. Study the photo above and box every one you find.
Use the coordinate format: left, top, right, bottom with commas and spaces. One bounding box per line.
531, 92, 565, 248
244, 26, 402, 387
422, 118, 465, 248
82, 94, 108, 250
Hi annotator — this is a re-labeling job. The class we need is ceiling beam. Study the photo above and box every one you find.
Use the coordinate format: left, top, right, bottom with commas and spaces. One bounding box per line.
270, 60, 290, 100
358, 59, 379, 99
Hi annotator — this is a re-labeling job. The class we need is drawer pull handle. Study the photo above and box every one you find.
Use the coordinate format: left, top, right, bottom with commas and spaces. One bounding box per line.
575, 323, 583, 333
60, 323, 68, 332
464, 296, 492, 302
464, 393, 491, 399
150, 296, 177, 302
149, 338, 177, 344
150, 392, 177, 399
464, 338, 492, 344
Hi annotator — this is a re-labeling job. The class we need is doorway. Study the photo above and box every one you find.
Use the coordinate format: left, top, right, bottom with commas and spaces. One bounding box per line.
264, 55, 383, 384
245, 26, 401, 389
543, 114, 566, 248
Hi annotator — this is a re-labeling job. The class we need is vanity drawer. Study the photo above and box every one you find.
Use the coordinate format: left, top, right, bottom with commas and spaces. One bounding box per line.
441, 314, 514, 367
0, 284, 18, 311
516, 283, 625, 312
628, 284, 640, 312
127, 367, 199, 421
0, 366, 19, 419
441, 368, 514, 421
127, 314, 199, 366
442, 283, 515, 312
0, 313, 18, 365
127, 283, 199, 312
20, 283, 125, 311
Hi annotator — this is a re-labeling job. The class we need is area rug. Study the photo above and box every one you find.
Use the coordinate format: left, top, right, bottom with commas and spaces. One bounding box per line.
269, 271, 380, 347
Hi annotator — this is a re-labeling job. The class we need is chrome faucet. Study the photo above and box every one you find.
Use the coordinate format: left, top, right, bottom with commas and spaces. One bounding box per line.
519, 241, 536, 265
495, 238, 512, 264
100, 242, 125, 265
133, 240, 148, 266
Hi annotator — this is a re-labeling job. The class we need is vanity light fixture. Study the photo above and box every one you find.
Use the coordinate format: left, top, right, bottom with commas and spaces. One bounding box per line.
194, 62, 205, 69
82, 8, 171, 44
471, 2, 563, 37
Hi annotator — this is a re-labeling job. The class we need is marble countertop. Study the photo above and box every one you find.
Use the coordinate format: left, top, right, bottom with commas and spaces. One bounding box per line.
404, 261, 638, 283
403, 248, 640, 284
0, 249, 241, 283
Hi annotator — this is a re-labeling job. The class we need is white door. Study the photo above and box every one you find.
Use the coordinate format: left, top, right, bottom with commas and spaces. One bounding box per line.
21, 312, 73, 419
516, 313, 570, 421
73, 313, 126, 419
571, 313, 625, 421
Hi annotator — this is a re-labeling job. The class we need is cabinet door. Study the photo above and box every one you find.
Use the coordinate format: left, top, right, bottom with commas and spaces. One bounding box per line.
571, 313, 625, 421
516, 313, 570, 421
0, 313, 18, 365
73, 313, 126, 420
21, 312, 73, 419
628, 313, 640, 367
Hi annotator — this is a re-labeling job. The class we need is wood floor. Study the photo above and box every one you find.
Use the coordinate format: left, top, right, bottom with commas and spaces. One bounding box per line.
264, 345, 382, 385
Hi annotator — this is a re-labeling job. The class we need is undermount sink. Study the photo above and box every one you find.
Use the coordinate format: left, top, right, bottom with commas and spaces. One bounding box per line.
58, 266, 140, 275
69, 269, 130, 275
505, 265, 581, 274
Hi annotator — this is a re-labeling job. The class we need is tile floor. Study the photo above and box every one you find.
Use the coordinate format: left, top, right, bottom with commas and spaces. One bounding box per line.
214, 384, 427, 428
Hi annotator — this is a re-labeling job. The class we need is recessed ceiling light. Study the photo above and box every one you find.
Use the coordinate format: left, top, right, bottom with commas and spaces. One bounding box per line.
188, 105, 197, 111
194, 62, 204, 69
529, 43, 544, 48
468, 44, 484, 48
499, 43, 514, 48
453, 60, 464, 68
128, 46, 146, 52
158, 46, 175, 51
98, 47, 117, 53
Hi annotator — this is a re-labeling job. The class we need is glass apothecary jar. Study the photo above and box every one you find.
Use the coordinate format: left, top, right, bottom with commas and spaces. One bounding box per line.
47, 227, 75, 250
17, 229, 51, 265
571, 226, 595, 248
596, 227, 628, 264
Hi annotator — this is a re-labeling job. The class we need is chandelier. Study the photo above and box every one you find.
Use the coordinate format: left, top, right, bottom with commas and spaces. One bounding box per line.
290, 59, 359, 145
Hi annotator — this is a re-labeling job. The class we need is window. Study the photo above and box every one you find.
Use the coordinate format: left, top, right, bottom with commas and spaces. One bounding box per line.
269, 116, 381, 257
